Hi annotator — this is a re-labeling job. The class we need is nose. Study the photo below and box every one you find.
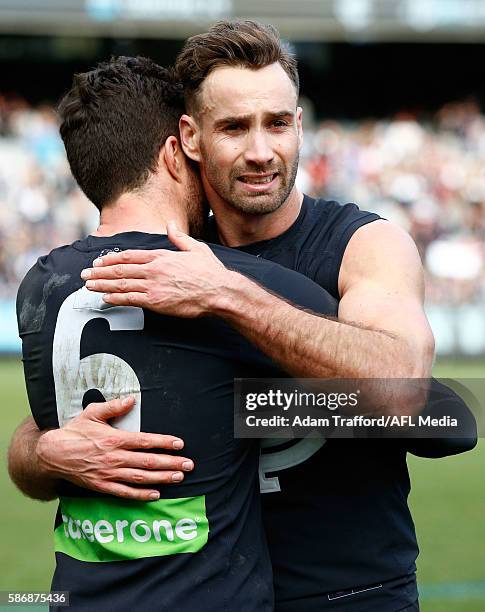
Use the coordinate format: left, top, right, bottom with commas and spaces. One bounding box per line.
244, 130, 275, 166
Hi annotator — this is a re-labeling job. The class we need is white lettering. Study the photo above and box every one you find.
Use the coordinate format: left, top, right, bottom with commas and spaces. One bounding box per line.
130, 520, 151, 543
115, 520, 129, 543
94, 520, 114, 543
152, 520, 174, 542
68, 517, 82, 539
60, 513, 204, 545
61, 514, 69, 538
292, 415, 330, 427
81, 520, 94, 542
175, 519, 198, 541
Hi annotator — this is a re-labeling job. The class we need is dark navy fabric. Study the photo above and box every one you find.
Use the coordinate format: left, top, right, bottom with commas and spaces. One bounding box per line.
17, 231, 338, 612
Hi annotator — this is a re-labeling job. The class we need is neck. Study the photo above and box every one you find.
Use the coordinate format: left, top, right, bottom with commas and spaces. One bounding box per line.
94, 190, 189, 237
211, 187, 303, 247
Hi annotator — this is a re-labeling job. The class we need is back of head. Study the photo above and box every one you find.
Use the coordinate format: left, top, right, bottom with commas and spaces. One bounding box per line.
175, 19, 299, 114
58, 56, 183, 210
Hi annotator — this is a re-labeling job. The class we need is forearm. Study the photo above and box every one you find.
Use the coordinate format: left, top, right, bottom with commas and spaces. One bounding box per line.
9, 399, 195, 502
8, 417, 60, 501
216, 273, 418, 379
214, 273, 431, 417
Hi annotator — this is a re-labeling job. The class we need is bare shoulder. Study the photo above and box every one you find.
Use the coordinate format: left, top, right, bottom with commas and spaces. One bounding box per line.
338, 219, 424, 296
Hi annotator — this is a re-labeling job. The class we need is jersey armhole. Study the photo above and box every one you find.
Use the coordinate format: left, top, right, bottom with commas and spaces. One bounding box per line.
327, 213, 382, 298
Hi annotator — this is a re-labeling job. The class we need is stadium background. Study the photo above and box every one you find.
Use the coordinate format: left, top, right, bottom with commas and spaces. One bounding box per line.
0, 1, 484, 610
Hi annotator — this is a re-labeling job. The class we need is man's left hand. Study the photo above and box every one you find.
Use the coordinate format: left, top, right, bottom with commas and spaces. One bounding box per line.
81, 222, 235, 316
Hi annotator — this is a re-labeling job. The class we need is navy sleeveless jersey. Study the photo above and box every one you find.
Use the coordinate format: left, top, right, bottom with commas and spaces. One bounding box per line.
17, 231, 338, 612
211, 196, 421, 611
210, 195, 475, 611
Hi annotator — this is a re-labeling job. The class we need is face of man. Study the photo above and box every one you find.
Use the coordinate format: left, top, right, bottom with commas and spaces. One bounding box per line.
192, 62, 302, 216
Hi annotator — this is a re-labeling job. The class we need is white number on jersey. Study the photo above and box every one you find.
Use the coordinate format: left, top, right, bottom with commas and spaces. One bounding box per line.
52, 286, 144, 432
259, 436, 326, 493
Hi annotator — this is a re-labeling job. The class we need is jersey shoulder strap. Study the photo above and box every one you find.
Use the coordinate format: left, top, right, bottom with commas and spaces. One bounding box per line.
304, 197, 381, 297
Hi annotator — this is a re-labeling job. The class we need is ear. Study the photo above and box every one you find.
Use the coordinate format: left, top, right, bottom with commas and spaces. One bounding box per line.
296, 106, 304, 150
179, 114, 201, 163
162, 135, 183, 183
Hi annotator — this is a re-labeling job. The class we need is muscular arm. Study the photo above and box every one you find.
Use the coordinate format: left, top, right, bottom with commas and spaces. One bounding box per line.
217, 221, 434, 380
8, 398, 194, 502
83, 221, 435, 415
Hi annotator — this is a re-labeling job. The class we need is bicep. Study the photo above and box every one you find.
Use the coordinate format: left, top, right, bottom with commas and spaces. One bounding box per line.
338, 278, 430, 341
337, 221, 435, 359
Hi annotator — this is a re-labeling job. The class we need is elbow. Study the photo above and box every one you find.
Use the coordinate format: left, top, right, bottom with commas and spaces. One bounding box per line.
400, 331, 435, 379
7, 462, 57, 503
14, 484, 57, 503
396, 381, 430, 419
7, 456, 51, 503
419, 331, 436, 378
361, 334, 435, 417
390, 334, 435, 418
6, 438, 24, 492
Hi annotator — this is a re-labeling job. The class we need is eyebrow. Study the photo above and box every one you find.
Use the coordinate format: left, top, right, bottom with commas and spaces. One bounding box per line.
213, 110, 295, 129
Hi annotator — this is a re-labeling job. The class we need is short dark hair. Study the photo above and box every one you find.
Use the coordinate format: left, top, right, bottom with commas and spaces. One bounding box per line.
175, 20, 299, 113
58, 56, 183, 210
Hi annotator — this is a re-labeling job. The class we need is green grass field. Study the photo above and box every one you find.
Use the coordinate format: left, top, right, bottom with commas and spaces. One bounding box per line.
1, 357, 484, 611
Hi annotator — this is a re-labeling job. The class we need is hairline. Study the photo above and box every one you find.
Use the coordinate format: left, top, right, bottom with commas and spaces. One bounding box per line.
187, 60, 299, 117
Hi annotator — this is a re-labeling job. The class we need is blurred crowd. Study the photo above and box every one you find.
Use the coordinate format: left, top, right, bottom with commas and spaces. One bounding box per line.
298, 99, 485, 306
1, 95, 484, 306
0, 94, 96, 299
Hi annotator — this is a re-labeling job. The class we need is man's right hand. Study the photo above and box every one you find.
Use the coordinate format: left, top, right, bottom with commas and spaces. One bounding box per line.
26, 397, 194, 501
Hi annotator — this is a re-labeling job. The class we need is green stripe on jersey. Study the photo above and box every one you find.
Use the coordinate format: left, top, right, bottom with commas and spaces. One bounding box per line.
55, 495, 209, 562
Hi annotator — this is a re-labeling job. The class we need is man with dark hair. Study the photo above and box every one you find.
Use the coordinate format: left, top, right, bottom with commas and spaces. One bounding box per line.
12, 55, 339, 611
9, 22, 476, 612
68, 22, 474, 612
58, 59, 199, 225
